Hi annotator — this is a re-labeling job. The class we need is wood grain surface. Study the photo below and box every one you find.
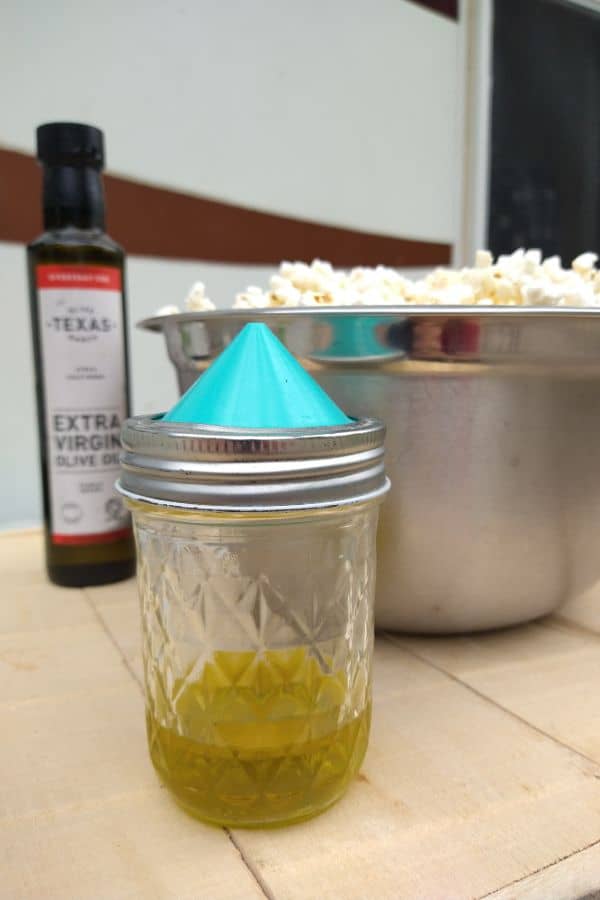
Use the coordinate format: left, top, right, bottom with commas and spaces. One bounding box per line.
3, 530, 600, 900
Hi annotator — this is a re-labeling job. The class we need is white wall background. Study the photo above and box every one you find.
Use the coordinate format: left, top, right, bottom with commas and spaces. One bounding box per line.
1, 0, 460, 243
0, 0, 463, 529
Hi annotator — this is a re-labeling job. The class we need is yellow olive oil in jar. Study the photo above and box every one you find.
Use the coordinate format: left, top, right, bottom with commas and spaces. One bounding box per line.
146, 648, 371, 826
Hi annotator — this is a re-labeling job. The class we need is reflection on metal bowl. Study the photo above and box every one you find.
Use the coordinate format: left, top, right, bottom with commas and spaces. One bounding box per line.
139, 307, 600, 633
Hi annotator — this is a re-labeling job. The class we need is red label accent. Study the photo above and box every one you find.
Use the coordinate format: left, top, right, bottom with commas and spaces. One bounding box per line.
37, 265, 121, 291
52, 527, 132, 546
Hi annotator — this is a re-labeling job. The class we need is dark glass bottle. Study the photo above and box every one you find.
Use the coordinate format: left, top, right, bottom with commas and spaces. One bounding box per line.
27, 122, 135, 586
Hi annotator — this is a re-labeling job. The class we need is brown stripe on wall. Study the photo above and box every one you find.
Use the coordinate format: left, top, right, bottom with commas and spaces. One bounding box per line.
410, 1, 459, 19
0, 147, 451, 267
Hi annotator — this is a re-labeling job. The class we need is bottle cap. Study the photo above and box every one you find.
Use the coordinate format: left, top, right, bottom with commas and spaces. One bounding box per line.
36, 122, 105, 169
162, 323, 353, 429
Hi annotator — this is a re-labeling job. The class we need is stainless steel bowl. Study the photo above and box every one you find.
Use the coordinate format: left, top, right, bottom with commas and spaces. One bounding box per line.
139, 307, 600, 633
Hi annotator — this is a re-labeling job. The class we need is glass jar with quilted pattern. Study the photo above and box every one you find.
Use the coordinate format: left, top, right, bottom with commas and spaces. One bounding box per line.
119, 416, 388, 827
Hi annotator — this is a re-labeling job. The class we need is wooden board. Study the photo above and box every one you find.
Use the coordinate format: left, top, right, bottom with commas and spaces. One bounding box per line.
0, 532, 265, 900
490, 841, 600, 900
388, 620, 600, 765
4, 530, 600, 899
231, 642, 600, 899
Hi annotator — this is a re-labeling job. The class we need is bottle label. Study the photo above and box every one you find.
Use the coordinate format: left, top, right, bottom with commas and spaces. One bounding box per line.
36, 264, 131, 545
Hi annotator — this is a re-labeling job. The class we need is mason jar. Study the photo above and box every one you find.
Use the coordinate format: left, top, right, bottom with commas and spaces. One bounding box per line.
118, 417, 389, 827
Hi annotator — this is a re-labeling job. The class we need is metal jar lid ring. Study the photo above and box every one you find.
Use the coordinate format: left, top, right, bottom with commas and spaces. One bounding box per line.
117, 415, 389, 512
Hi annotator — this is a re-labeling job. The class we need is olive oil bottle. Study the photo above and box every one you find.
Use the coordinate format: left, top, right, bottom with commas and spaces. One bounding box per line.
27, 122, 135, 586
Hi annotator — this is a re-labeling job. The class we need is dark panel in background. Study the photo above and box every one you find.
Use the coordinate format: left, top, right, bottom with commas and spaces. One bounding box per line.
488, 0, 600, 261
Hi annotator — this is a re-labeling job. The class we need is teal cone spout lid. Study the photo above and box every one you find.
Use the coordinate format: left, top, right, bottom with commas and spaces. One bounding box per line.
163, 323, 353, 428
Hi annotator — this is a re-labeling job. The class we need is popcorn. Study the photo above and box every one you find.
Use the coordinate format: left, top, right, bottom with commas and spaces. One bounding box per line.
434, 283, 475, 305
361, 288, 391, 306
155, 304, 180, 316
269, 275, 291, 292
185, 281, 215, 311
156, 248, 600, 316
269, 284, 301, 307
188, 249, 600, 314
406, 280, 430, 305
298, 291, 322, 307
522, 281, 546, 305
234, 286, 270, 308
541, 256, 562, 279
491, 277, 516, 305
523, 248, 542, 272
475, 249, 493, 269
496, 249, 523, 275
563, 283, 595, 307
572, 252, 598, 275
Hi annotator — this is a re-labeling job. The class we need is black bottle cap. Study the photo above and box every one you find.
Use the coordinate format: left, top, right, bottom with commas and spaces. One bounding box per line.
36, 122, 105, 169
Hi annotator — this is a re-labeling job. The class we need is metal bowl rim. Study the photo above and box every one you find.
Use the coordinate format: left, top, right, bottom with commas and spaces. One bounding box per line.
138, 305, 600, 332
